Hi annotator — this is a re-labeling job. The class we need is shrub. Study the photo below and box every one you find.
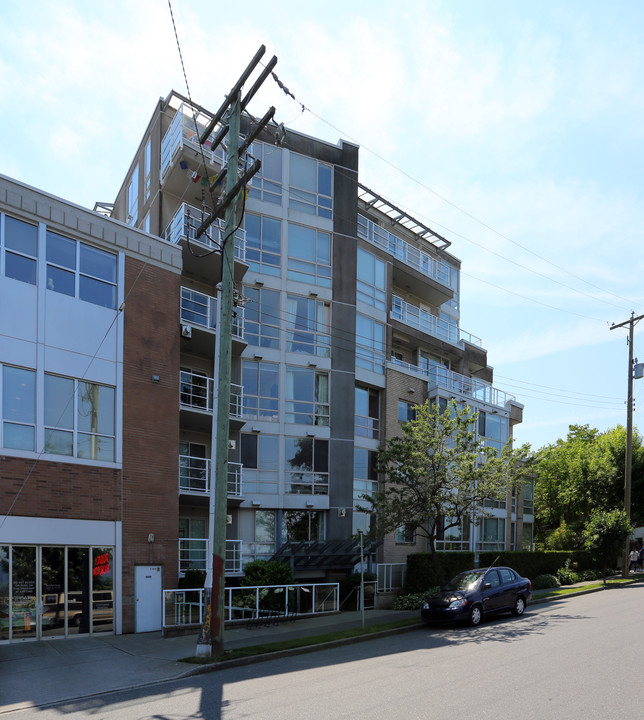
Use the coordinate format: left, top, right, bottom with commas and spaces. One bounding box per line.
240, 559, 294, 587
532, 574, 560, 590
179, 569, 206, 589
579, 569, 603, 581
339, 572, 377, 610
405, 552, 475, 593
393, 588, 439, 610
556, 560, 580, 585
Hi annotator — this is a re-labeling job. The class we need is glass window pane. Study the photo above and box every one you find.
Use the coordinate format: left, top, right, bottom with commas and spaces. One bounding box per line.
77, 383, 114, 435
45, 428, 73, 455
5, 253, 36, 285
77, 433, 114, 461
290, 153, 316, 190
45, 374, 74, 428
241, 434, 257, 468
5, 216, 38, 256
47, 232, 76, 269
79, 276, 116, 309
3, 422, 35, 450
80, 244, 117, 283
318, 164, 332, 196
289, 224, 315, 261
3, 366, 35, 423
46, 266, 75, 296
259, 435, 278, 469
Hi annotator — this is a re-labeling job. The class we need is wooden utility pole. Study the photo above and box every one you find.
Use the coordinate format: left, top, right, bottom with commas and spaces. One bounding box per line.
610, 312, 644, 576
193, 46, 277, 658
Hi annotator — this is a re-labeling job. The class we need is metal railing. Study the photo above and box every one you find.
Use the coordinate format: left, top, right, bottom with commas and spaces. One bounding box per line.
376, 563, 407, 593
166, 203, 246, 261
388, 357, 515, 408
391, 295, 482, 348
228, 462, 243, 497
161, 103, 227, 181
179, 455, 210, 494
178, 538, 243, 575
180, 286, 245, 340
162, 581, 340, 629
179, 372, 244, 418
358, 214, 451, 288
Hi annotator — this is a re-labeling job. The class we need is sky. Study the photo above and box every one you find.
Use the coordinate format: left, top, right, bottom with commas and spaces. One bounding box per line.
1, 0, 643, 451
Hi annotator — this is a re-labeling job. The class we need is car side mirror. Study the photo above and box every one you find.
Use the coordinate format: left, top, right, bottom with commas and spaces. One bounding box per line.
482, 582, 492, 590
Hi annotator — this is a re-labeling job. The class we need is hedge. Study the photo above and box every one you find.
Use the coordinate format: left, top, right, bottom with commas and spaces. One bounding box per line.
404, 550, 600, 593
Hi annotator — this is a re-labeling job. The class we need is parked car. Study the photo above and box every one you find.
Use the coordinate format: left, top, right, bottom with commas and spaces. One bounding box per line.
421, 566, 532, 626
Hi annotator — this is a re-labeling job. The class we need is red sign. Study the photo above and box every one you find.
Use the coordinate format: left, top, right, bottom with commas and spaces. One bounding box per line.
93, 553, 110, 577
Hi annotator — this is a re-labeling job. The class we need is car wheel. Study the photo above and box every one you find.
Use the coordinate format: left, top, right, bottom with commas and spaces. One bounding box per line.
512, 597, 526, 617
469, 604, 483, 626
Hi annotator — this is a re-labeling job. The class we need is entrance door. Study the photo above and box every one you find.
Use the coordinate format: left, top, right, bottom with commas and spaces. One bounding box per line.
135, 565, 162, 632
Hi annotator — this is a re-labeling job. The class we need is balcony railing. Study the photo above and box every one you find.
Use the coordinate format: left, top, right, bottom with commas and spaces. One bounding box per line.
180, 286, 245, 340
391, 295, 482, 348
358, 214, 451, 288
178, 538, 243, 575
166, 203, 246, 262
161, 102, 227, 181
180, 372, 244, 418
389, 357, 515, 408
228, 461, 243, 497
179, 455, 210, 494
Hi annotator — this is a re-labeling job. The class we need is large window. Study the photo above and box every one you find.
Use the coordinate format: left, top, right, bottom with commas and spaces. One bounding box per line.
240, 433, 279, 493
289, 153, 332, 218
245, 213, 281, 276
355, 386, 379, 438
285, 366, 329, 426
282, 510, 324, 543
477, 411, 509, 454
523, 479, 534, 513
45, 374, 115, 461
248, 142, 283, 204
287, 223, 331, 287
478, 517, 505, 551
285, 437, 329, 494
143, 140, 152, 202
436, 518, 471, 551
2, 366, 36, 451
353, 448, 378, 534
244, 286, 280, 349
127, 166, 139, 225
242, 360, 279, 421
46, 232, 117, 310
286, 294, 330, 357
398, 400, 416, 423
355, 314, 385, 374
2, 215, 38, 285
356, 247, 386, 310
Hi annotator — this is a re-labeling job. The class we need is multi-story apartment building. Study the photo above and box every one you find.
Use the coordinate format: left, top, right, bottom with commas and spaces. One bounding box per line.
0, 174, 182, 641
109, 90, 531, 585
0, 88, 531, 643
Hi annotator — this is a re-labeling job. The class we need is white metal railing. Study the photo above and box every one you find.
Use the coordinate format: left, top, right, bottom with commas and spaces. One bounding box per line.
228, 462, 243, 497
180, 286, 245, 340
166, 203, 246, 262
358, 214, 451, 288
179, 455, 210, 494
160, 102, 227, 181
162, 582, 340, 629
388, 357, 515, 408
178, 539, 243, 575
179, 373, 244, 418
376, 563, 407, 593
391, 295, 482, 348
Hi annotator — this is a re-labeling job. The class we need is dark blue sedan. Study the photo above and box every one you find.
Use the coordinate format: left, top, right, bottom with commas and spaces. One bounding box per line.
421, 566, 532, 626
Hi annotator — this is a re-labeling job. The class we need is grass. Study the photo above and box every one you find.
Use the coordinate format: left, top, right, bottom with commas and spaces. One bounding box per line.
179, 617, 420, 665
535, 575, 637, 599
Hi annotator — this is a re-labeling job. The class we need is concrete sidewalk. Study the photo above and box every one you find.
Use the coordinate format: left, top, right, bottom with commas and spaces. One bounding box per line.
0, 609, 418, 713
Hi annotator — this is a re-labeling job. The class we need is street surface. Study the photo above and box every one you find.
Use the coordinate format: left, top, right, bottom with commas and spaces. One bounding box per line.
4, 585, 642, 719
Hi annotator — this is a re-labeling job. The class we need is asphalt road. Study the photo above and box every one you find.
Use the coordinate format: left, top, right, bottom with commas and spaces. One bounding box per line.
7, 585, 643, 720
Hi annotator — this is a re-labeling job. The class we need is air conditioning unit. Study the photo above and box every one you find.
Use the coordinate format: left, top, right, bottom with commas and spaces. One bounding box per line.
338, 508, 347, 518
226, 514, 233, 525
181, 325, 192, 338
228, 439, 236, 450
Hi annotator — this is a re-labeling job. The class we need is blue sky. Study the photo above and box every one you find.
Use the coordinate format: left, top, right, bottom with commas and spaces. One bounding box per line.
1, 0, 643, 450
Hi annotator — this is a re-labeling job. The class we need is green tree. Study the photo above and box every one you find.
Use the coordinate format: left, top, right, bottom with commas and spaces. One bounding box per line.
535, 424, 644, 547
359, 400, 530, 553
583, 508, 633, 581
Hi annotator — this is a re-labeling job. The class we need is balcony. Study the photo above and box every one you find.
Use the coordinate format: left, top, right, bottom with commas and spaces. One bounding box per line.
166, 204, 247, 282
389, 357, 514, 409
179, 456, 244, 500
160, 101, 227, 199
178, 538, 243, 575
358, 213, 453, 306
180, 286, 246, 357
391, 295, 482, 348
179, 371, 245, 432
